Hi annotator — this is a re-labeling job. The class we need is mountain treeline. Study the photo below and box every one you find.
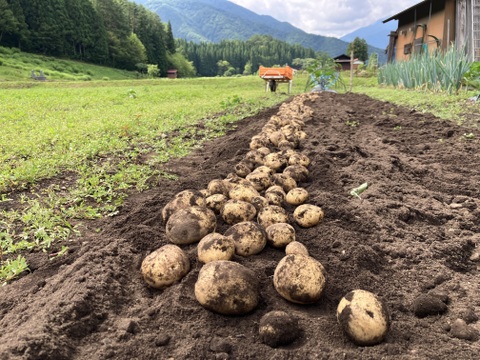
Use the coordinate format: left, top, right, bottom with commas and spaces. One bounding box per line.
178, 35, 316, 77
0, 0, 174, 74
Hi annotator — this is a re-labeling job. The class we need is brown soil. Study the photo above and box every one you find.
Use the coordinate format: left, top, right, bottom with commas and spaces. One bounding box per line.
1, 92, 479, 360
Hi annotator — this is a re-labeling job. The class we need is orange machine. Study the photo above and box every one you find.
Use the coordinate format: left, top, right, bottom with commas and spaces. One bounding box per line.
259, 65, 293, 93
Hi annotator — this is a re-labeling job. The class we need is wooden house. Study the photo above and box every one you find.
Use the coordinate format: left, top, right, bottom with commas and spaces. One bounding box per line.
167, 69, 178, 79
333, 54, 363, 71
383, 0, 480, 62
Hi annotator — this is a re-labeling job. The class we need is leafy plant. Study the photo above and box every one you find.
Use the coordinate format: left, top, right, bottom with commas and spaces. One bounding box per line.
0, 255, 29, 284
304, 57, 345, 92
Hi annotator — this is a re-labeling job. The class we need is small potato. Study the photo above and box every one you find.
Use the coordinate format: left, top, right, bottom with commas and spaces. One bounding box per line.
197, 233, 235, 263
285, 188, 309, 205
250, 135, 269, 149
256, 147, 271, 156
288, 153, 311, 167
221, 199, 257, 225
207, 179, 230, 196
293, 204, 324, 228
234, 162, 252, 177
285, 241, 309, 256
141, 244, 190, 289
224, 173, 251, 187
250, 196, 269, 212
264, 152, 287, 171
272, 173, 297, 192
297, 130, 308, 140
266, 223, 295, 248
259, 311, 300, 347
161, 189, 206, 223
246, 171, 272, 192
224, 221, 267, 256
244, 150, 264, 166
337, 290, 390, 346
258, 205, 289, 229
195, 260, 259, 315
251, 165, 274, 176
264, 185, 286, 206
205, 194, 228, 213
273, 253, 326, 304
283, 165, 309, 183
166, 206, 216, 245
229, 183, 260, 202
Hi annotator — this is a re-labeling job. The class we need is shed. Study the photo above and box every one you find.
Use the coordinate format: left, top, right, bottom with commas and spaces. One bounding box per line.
167, 69, 178, 79
334, 55, 362, 71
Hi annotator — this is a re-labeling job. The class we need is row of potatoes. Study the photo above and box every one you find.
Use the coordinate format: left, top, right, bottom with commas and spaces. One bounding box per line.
141, 93, 390, 347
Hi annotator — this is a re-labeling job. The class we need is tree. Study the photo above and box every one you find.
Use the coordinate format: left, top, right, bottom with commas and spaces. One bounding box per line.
347, 37, 368, 62
167, 52, 196, 78
165, 21, 175, 54
0, 0, 17, 43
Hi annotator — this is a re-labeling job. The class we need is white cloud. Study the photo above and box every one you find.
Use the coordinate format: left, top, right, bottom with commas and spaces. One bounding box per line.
229, 0, 420, 37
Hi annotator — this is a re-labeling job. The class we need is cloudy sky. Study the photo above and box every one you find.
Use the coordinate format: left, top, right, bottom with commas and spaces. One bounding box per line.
229, 0, 420, 37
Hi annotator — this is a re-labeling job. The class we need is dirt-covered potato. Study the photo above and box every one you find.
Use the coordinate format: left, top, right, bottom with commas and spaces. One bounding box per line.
268, 131, 286, 147
244, 150, 264, 166
161, 189, 206, 223
246, 171, 272, 192
141, 244, 190, 289
264, 152, 287, 171
205, 193, 228, 213
266, 223, 295, 248
197, 233, 235, 263
259, 311, 300, 348
224, 173, 251, 187
221, 199, 257, 225
207, 179, 230, 196
278, 139, 297, 151
273, 253, 326, 304
233, 161, 252, 177
293, 204, 324, 228
285, 187, 309, 205
283, 165, 309, 183
288, 152, 311, 167
195, 260, 259, 315
297, 130, 308, 140
264, 185, 286, 206
251, 165, 274, 176
272, 173, 297, 192
337, 289, 390, 346
166, 206, 216, 245
257, 205, 289, 228
256, 146, 271, 157
224, 221, 267, 256
250, 196, 269, 212
285, 241, 309, 256
229, 183, 260, 202
250, 135, 270, 150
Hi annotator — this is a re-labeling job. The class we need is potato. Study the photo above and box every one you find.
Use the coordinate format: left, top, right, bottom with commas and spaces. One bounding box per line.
250, 196, 269, 212
285, 241, 309, 256
205, 193, 228, 213
258, 205, 289, 228
297, 130, 308, 140
244, 150, 264, 166
283, 165, 309, 183
268, 130, 286, 147
288, 153, 311, 167
264, 185, 286, 206
266, 223, 295, 248
233, 162, 252, 177
224, 221, 267, 256
197, 233, 235, 263
256, 146, 271, 157
250, 135, 269, 149
221, 199, 257, 225
195, 260, 259, 315
166, 206, 216, 245
224, 173, 251, 187
273, 253, 326, 304
272, 173, 297, 192
264, 152, 287, 171
251, 165, 274, 176
285, 188, 309, 205
278, 139, 297, 151
293, 204, 324, 228
245, 171, 272, 192
207, 179, 230, 196
141, 244, 190, 289
259, 311, 300, 347
161, 189, 206, 223
337, 289, 390, 346
229, 183, 260, 202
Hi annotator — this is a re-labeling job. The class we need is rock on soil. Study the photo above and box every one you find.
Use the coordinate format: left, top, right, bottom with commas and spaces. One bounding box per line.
1, 92, 480, 359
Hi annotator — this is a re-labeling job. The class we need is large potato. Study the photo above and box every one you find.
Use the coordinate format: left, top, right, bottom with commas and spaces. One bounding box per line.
245, 171, 272, 192
197, 233, 235, 263
221, 199, 257, 225
250, 196, 269, 212
166, 206, 216, 245
273, 253, 326, 304
195, 260, 259, 315
244, 150, 264, 166
264, 152, 287, 171
258, 205, 289, 228
272, 173, 297, 192
161, 189, 206, 223
337, 289, 390, 346
141, 244, 190, 289
288, 152, 311, 167
285, 188, 309, 205
224, 221, 267, 256
233, 162, 252, 177
283, 165, 309, 183
266, 223, 295, 248
229, 183, 260, 202
207, 179, 230, 196
293, 204, 324, 228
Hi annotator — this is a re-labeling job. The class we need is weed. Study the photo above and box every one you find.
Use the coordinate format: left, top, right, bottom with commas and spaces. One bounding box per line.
0, 255, 29, 284
346, 120, 360, 127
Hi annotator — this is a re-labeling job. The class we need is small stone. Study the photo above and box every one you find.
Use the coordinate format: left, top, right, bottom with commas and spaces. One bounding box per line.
412, 294, 448, 318
209, 337, 232, 353
450, 318, 479, 341
155, 334, 171, 347
117, 318, 138, 334
259, 311, 301, 347
461, 308, 479, 324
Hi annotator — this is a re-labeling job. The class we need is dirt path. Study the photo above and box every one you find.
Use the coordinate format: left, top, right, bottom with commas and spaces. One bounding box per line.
1, 92, 479, 360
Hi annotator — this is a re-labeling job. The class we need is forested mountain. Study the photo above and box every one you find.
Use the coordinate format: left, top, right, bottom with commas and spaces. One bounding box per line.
341, 19, 397, 50
139, 0, 386, 61
178, 35, 316, 77
0, 0, 171, 74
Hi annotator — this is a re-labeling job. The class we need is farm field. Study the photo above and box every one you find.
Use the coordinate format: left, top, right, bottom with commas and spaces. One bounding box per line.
1, 78, 480, 358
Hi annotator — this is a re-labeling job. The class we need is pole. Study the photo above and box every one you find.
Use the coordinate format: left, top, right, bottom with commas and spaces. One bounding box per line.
349, 50, 354, 92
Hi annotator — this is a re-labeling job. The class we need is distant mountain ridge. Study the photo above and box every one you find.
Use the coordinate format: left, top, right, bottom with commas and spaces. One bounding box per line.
341, 19, 398, 50
139, 0, 387, 62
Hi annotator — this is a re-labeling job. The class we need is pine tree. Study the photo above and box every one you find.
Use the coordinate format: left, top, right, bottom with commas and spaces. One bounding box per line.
165, 21, 175, 54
